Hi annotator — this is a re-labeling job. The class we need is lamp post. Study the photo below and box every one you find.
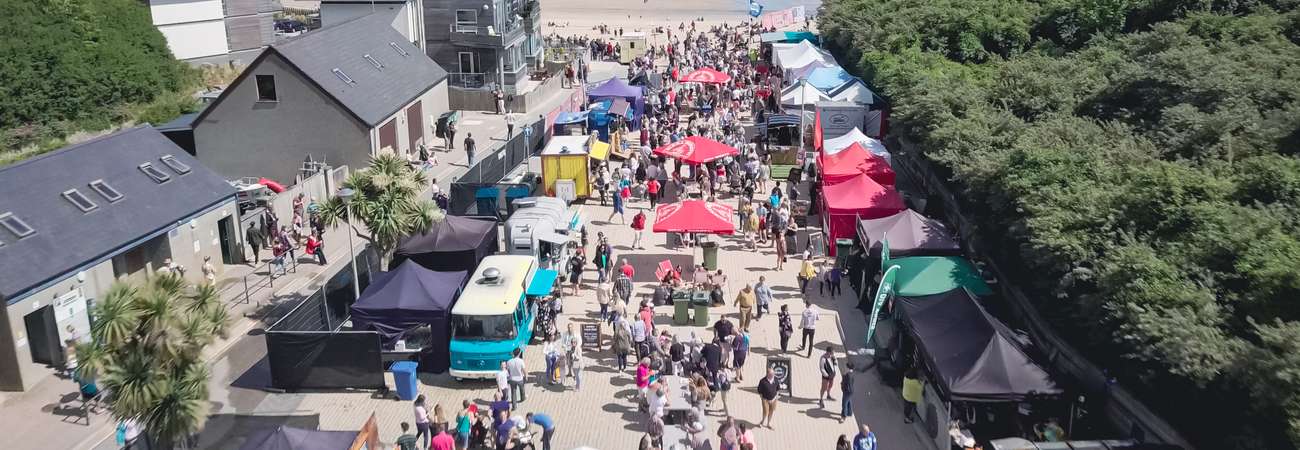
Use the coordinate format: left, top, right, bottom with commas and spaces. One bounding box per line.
337, 188, 361, 299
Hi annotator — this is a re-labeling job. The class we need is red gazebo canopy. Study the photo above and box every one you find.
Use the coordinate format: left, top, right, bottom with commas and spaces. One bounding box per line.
653, 136, 740, 165
679, 67, 732, 84
652, 200, 735, 234
818, 142, 895, 186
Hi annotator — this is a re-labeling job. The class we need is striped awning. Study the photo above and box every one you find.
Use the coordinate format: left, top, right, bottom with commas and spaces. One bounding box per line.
764, 114, 801, 128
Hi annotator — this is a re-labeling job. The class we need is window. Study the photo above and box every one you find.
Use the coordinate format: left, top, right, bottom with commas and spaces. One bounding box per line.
363, 54, 384, 70
138, 162, 171, 183
0, 212, 34, 239
159, 154, 191, 174
89, 179, 123, 202
333, 68, 355, 84
255, 75, 277, 101
62, 189, 98, 212
458, 52, 479, 73
451, 314, 517, 340
455, 10, 477, 33
389, 42, 409, 57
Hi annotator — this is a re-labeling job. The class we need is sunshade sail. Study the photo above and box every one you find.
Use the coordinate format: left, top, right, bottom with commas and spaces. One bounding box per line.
888, 256, 992, 297
818, 142, 895, 185
653, 136, 739, 165
899, 288, 1062, 402
857, 209, 961, 257
652, 200, 735, 234
680, 67, 732, 84
806, 66, 854, 92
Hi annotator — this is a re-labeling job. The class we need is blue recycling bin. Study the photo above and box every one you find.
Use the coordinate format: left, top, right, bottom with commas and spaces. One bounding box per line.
391, 361, 419, 400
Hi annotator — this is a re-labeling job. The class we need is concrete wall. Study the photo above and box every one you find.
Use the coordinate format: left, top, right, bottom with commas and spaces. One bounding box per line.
194, 53, 372, 184
365, 80, 450, 159
0, 199, 237, 391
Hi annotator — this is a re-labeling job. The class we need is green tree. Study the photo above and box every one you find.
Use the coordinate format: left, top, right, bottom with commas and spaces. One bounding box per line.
317, 154, 442, 264
75, 276, 229, 449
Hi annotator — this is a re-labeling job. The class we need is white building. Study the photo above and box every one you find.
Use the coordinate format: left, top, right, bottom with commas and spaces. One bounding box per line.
148, 0, 282, 64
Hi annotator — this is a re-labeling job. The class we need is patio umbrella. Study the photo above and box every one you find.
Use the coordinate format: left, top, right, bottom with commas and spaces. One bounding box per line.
652, 200, 735, 234
653, 136, 739, 165
679, 67, 732, 84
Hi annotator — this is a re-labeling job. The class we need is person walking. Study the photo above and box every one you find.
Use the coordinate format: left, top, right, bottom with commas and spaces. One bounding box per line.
777, 304, 794, 353
902, 367, 923, 424
798, 257, 816, 294
305, 233, 326, 265
612, 314, 633, 371
457, 400, 475, 450
853, 424, 877, 450
610, 186, 626, 223
757, 367, 780, 429
567, 252, 584, 295
596, 280, 612, 321
615, 272, 634, 306
505, 113, 517, 139
526, 412, 557, 450
570, 349, 586, 390
506, 349, 527, 405
836, 435, 852, 450
494, 89, 505, 115
714, 366, 733, 416
827, 264, 843, 297
733, 284, 756, 332
414, 395, 432, 450
737, 422, 756, 450
818, 346, 838, 408
733, 330, 749, 381
630, 311, 649, 359
544, 335, 561, 384
630, 210, 647, 249
464, 133, 476, 165
840, 362, 856, 423
798, 301, 819, 358
431, 424, 455, 450
754, 276, 773, 318
445, 120, 457, 150
245, 222, 264, 264
496, 362, 511, 403
396, 422, 419, 450
646, 178, 660, 207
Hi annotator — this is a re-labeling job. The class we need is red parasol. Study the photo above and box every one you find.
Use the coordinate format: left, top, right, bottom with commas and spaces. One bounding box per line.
652, 136, 740, 165
652, 200, 735, 234
679, 67, 732, 84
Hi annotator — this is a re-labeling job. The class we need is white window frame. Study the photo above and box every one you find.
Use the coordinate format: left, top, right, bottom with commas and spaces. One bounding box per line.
458, 52, 479, 74
455, 10, 478, 33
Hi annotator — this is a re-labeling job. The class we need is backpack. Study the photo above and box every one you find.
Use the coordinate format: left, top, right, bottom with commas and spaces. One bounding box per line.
632, 213, 646, 230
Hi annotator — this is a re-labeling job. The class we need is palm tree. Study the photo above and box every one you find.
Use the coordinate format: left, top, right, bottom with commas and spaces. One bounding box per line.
77, 274, 227, 449
316, 153, 443, 265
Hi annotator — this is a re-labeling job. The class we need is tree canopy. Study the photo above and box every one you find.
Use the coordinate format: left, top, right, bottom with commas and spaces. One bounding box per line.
820, 0, 1300, 447
0, 0, 195, 152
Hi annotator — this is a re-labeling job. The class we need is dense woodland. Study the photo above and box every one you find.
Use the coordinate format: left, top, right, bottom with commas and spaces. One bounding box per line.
818, 0, 1300, 448
0, 0, 196, 159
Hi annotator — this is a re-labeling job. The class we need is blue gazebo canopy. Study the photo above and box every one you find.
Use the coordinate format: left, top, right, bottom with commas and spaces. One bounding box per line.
807, 66, 855, 92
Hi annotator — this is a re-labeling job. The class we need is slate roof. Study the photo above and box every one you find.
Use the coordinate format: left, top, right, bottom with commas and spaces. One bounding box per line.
0, 126, 237, 302
269, 13, 447, 126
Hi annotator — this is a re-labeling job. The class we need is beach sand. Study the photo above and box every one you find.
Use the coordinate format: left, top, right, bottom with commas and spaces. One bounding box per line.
540, 0, 820, 38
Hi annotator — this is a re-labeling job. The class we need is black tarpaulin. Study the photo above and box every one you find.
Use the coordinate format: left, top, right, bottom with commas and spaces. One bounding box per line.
238, 426, 357, 450
391, 215, 499, 273
898, 288, 1061, 402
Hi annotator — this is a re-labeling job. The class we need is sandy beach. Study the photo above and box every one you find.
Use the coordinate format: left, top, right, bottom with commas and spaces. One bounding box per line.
540, 0, 820, 38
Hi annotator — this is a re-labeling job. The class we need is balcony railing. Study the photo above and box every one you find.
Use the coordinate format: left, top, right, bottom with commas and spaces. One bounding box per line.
449, 24, 524, 48
448, 72, 488, 89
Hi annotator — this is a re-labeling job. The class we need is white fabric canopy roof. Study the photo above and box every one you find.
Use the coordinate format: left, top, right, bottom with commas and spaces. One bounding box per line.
781, 81, 831, 107
823, 127, 891, 165
774, 40, 835, 70
830, 79, 875, 105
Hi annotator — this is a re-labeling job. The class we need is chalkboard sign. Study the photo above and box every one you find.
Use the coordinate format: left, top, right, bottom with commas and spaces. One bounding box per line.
766, 357, 792, 396
581, 323, 601, 351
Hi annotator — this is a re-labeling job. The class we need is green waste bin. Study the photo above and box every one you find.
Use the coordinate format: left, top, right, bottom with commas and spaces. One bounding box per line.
673, 294, 691, 325
701, 241, 719, 270
691, 291, 710, 326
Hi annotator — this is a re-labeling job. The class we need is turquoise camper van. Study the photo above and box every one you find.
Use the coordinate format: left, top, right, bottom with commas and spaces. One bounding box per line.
449, 255, 544, 380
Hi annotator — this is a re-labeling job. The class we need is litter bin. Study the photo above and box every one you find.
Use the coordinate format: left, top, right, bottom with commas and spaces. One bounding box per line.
701, 241, 719, 270
391, 361, 419, 400
673, 295, 691, 325
691, 291, 710, 326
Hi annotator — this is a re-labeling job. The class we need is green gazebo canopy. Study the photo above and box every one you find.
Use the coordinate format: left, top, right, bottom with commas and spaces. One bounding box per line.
889, 256, 992, 297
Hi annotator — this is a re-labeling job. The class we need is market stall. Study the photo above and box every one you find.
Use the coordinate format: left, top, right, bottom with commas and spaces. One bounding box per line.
820, 127, 891, 165
679, 67, 732, 84
539, 135, 591, 200
857, 209, 961, 258
349, 261, 468, 373
806, 66, 855, 92
391, 215, 499, 274
818, 142, 895, 186
652, 136, 740, 165
888, 255, 992, 298
587, 78, 644, 129
820, 173, 905, 252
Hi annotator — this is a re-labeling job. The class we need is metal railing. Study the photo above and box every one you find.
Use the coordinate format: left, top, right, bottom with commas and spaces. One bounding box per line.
219, 248, 301, 306
448, 72, 489, 89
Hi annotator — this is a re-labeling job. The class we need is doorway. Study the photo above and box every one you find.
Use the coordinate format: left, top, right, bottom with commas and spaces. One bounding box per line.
218, 216, 237, 265
23, 305, 61, 367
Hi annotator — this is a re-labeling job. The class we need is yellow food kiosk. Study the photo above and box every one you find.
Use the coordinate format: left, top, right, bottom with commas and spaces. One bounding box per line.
540, 135, 591, 201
